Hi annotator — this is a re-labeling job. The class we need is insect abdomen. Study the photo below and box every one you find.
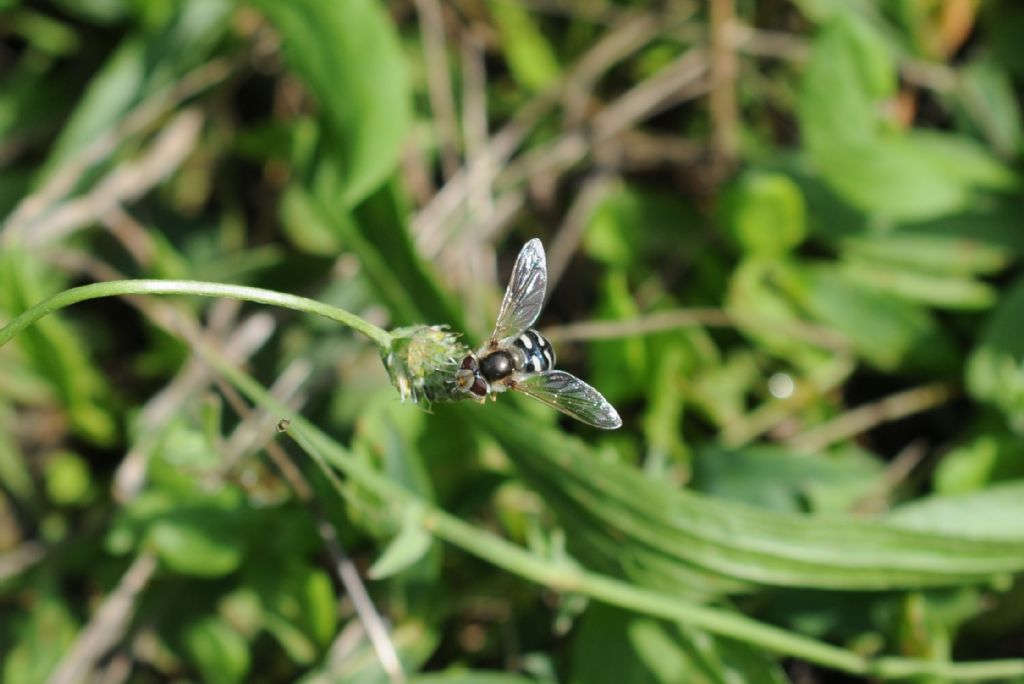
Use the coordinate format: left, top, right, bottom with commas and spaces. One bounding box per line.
514, 329, 555, 374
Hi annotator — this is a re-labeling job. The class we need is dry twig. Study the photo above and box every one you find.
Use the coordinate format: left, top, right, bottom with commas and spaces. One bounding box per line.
413, 11, 670, 255
498, 48, 711, 190
12, 110, 204, 249
413, 0, 461, 179
45, 248, 277, 503
545, 173, 616, 290
709, 0, 739, 179
721, 355, 856, 448
543, 307, 851, 351
211, 375, 406, 683
0, 542, 46, 582
787, 383, 955, 454
1, 59, 230, 242
46, 553, 159, 684
461, 27, 493, 224
112, 312, 276, 502
223, 358, 311, 464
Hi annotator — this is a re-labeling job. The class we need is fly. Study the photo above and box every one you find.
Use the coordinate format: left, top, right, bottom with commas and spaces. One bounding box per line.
455, 238, 622, 430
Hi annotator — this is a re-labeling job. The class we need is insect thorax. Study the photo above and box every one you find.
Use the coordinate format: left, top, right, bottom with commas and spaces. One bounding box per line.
479, 350, 515, 381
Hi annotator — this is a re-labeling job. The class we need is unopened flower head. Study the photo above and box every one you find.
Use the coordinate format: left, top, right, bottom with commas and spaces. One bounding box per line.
383, 325, 469, 404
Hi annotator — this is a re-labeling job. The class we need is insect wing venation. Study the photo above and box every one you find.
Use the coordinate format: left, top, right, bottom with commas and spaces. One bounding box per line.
492, 238, 547, 342
513, 370, 622, 429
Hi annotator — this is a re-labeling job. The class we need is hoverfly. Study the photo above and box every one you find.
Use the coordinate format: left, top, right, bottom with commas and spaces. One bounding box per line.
455, 239, 622, 430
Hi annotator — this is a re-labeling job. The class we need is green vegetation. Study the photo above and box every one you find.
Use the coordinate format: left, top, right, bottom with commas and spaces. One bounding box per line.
2, 1, 1024, 682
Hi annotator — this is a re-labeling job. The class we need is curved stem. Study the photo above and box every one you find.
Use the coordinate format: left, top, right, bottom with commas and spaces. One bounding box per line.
0, 279, 392, 351
201, 347, 1024, 682
291, 413, 1024, 681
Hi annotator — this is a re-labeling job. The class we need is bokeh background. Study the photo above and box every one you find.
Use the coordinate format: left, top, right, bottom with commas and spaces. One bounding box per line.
2, 0, 1024, 682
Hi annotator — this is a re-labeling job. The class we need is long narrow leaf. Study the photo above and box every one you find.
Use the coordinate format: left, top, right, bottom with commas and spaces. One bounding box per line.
475, 407, 1024, 589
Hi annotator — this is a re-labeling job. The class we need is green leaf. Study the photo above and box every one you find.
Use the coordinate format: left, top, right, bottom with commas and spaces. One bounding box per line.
40, 36, 146, 177
966, 278, 1024, 428
957, 56, 1023, 157
41, 0, 230, 180
250, 560, 337, 664
676, 626, 790, 684
410, 673, 541, 684
181, 615, 251, 684
491, 1, 562, 91
351, 398, 438, 529
6, 9, 80, 56
785, 265, 956, 372
570, 605, 788, 684
152, 418, 223, 473
352, 398, 441, 584
984, 1, 1024, 76
0, 251, 116, 445
44, 450, 93, 506
0, 415, 36, 506
583, 184, 701, 269
799, 14, 891, 151
280, 182, 342, 256
800, 15, 1019, 221
720, 172, 807, 257
480, 406, 1024, 590
570, 605, 682, 684
692, 444, 884, 514
369, 505, 433, 580
725, 258, 827, 369
840, 233, 1012, 276
149, 519, 243, 577
255, 0, 410, 207
1, 593, 78, 684
224, 361, 1024, 680
282, 183, 420, 324
933, 430, 1024, 494
588, 270, 648, 403
303, 175, 465, 329
810, 135, 1015, 221
46, 0, 128, 23
299, 620, 440, 683
300, 569, 337, 648
904, 131, 1019, 190
887, 483, 1024, 542
641, 345, 690, 469
145, 495, 248, 577
689, 351, 760, 431
838, 258, 997, 310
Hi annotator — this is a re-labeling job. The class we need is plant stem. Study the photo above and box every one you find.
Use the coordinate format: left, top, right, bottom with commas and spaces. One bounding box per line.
291, 424, 871, 672
285, 416, 1024, 681
5, 281, 1020, 681
196, 349, 1024, 682
0, 279, 392, 351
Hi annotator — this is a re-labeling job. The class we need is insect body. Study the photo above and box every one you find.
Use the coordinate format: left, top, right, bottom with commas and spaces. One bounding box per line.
515, 329, 556, 373
460, 329, 555, 396
455, 239, 622, 430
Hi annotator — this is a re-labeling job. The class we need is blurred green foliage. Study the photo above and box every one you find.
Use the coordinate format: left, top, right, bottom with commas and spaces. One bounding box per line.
2, 0, 1024, 682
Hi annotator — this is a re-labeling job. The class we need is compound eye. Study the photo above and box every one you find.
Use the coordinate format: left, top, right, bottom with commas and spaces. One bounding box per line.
471, 377, 488, 397
460, 355, 478, 371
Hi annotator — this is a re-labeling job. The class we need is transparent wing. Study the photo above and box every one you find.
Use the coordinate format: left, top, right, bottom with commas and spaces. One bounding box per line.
492, 238, 547, 342
513, 371, 622, 430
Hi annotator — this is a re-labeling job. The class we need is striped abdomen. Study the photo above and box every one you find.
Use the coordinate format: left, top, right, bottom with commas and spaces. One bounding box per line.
513, 329, 555, 374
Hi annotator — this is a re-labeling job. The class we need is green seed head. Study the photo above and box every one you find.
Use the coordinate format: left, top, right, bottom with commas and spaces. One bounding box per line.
383, 325, 470, 403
